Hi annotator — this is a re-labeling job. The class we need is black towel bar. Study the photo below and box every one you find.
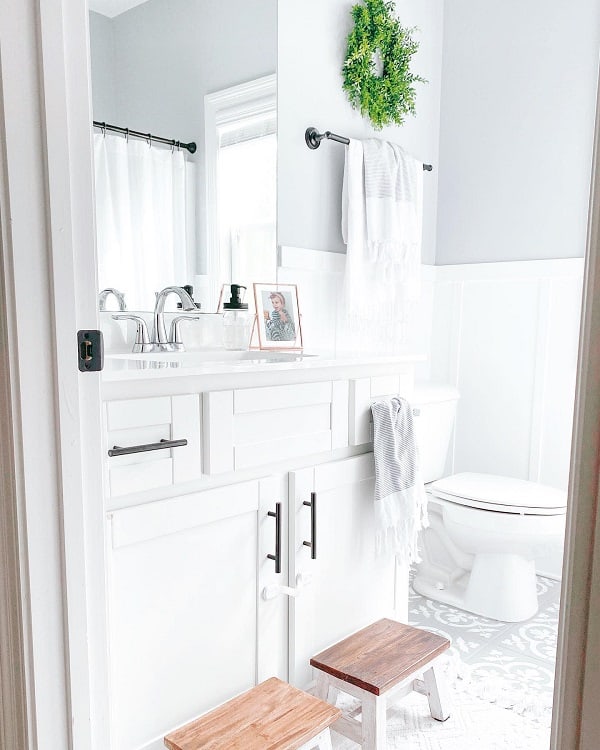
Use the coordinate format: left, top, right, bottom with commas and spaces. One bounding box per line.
305, 126, 433, 171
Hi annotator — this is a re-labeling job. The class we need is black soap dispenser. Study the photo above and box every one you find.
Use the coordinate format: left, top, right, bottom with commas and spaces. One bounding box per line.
222, 284, 251, 350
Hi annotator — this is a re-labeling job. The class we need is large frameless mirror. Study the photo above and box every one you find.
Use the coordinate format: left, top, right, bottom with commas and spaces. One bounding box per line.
88, 0, 277, 312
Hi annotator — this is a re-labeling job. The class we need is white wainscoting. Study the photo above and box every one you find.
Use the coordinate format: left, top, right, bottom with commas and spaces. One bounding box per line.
429, 259, 584, 491
278, 247, 584, 491
277, 245, 345, 353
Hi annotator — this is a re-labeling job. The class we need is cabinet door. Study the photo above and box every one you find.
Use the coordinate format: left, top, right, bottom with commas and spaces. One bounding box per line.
288, 453, 406, 688
106, 479, 284, 750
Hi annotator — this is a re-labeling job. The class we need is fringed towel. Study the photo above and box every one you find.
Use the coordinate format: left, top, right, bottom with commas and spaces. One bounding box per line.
339, 138, 423, 352
371, 397, 428, 564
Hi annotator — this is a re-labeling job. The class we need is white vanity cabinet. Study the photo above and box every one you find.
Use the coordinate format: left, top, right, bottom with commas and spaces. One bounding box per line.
105, 477, 287, 750
288, 453, 402, 688
100, 356, 419, 749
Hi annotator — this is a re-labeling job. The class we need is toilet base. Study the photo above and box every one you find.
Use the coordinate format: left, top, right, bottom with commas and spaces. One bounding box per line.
413, 553, 538, 622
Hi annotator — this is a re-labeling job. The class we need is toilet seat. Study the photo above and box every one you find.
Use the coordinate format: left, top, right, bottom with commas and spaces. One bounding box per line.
428, 472, 567, 516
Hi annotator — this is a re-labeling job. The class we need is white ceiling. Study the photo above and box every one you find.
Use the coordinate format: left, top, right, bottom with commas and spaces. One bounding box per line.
88, 0, 149, 18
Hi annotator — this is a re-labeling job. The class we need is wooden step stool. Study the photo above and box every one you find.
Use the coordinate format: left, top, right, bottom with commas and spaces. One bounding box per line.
164, 677, 341, 750
310, 618, 451, 750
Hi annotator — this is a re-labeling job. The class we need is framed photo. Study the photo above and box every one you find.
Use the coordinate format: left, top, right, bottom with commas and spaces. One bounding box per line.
253, 283, 303, 350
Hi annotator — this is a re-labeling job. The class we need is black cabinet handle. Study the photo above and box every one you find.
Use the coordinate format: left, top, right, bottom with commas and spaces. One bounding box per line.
303, 491, 317, 559
267, 502, 282, 574
108, 438, 188, 457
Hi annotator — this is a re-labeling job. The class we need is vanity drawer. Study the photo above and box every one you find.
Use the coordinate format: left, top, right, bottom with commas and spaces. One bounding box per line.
349, 370, 415, 446
105, 394, 202, 496
203, 381, 349, 474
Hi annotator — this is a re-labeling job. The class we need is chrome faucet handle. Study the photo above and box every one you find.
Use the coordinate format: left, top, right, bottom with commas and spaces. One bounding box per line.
99, 288, 126, 311
112, 314, 152, 353
169, 315, 201, 350
152, 286, 197, 346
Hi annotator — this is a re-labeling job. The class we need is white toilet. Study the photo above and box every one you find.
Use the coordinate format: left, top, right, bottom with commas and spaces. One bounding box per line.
411, 383, 567, 623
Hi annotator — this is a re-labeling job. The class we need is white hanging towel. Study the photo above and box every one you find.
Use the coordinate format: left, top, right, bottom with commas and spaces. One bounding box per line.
340, 139, 423, 349
371, 397, 428, 563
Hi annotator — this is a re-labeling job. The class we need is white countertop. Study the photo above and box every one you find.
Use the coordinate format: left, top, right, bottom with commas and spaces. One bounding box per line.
101, 349, 425, 397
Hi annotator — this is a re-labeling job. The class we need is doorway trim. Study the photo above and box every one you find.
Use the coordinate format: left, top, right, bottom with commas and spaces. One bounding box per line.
0, 118, 30, 750
551, 74, 600, 750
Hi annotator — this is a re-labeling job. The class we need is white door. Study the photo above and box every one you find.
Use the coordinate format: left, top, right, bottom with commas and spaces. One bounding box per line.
288, 453, 401, 688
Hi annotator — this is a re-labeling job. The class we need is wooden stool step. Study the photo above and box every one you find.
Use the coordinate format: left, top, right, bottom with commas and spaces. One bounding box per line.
310, 619, 451, 750
164, 677, 341, 750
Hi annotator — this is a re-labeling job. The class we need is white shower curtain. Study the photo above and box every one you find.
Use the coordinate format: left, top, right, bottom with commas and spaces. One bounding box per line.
93, 133, 190, 310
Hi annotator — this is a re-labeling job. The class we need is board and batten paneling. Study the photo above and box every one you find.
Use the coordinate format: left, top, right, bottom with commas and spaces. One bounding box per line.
429, 259, 584, 490
278, 246, 582, 489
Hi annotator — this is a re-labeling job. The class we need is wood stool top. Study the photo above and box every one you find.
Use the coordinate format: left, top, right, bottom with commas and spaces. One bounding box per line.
164, 677, 341, 750
310, 618, 451, 696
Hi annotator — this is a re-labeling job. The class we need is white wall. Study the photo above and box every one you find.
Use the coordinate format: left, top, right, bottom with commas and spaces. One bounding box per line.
277, 0, 444, 264
436, 0, 600, 265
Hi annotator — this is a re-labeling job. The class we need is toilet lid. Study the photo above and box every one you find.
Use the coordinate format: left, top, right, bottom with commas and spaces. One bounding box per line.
428, 473, 567, 515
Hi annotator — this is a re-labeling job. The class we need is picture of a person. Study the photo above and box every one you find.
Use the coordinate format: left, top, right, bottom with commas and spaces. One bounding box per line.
263, 291, 296, 341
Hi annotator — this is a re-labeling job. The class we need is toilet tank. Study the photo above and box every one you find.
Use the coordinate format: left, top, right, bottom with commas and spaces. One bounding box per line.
411, 383, 460, 483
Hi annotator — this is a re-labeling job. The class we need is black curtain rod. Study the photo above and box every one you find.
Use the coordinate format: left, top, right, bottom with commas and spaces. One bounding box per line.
305, 126, 432, 171
93, 121, 197, 154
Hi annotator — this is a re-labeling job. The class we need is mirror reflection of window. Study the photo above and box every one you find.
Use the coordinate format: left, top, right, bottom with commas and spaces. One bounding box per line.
216, 112, 277, 307
205, 74, 277, 311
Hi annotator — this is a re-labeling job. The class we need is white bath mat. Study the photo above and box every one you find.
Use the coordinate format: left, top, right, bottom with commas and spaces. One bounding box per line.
407, 575, 559, 726
330, 690, 550, 750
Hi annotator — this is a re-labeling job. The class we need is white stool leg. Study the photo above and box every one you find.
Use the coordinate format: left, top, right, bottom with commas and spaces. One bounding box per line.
360, 693, 386, 750
314, 671, 339, 706
297, 728, 333, 750
423, 664, 451, 721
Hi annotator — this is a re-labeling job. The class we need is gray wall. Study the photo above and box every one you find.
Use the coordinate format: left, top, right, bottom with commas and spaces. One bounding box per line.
92, 0, 600, 267
89, 11, 117, 123
277, 0, 600, 266
90, 0, 276, 136
435, 0, 600, 265
277, 0, 444, 264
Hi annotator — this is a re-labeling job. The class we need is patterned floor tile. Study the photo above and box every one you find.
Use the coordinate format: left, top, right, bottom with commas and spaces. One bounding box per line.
408, 574, 560, 725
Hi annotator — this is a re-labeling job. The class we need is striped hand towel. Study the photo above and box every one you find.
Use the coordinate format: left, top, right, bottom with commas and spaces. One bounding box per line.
371, 397, 428, 563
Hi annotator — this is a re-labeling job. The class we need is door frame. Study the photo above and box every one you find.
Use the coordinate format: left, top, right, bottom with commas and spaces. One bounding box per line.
0, 0, 108, 748
551, 74, 600, 749
1, 1, 600, 748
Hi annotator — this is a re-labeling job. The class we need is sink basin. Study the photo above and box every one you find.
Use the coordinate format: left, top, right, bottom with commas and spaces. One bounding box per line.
107, 349, 316, 367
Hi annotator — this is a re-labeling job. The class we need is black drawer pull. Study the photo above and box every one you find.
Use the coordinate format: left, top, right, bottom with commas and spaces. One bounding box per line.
267, 502, 282, 574
108, 438, 188, 457
303, 491, 317, 560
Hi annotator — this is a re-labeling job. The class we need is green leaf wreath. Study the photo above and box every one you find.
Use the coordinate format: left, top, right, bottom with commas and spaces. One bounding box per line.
342, 0, 426, 130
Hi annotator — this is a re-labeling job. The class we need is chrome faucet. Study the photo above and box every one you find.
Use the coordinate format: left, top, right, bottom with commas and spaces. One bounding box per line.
152, 286, 197, 351
99, 287, 126, 311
